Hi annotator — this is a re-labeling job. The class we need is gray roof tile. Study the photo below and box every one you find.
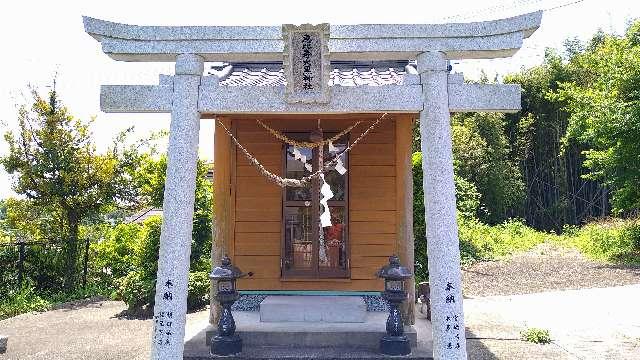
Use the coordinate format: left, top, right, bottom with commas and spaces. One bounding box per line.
210, 61, 413, 87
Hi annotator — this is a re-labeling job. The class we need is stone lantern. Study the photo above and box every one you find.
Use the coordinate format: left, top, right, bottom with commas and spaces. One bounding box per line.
377, 255, 413, 356
209, 256, 246, 356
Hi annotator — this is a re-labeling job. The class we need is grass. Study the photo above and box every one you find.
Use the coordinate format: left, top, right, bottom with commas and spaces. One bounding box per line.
457, 216, 640, 266
559, 218, 640, 265
520, 327, 552, 344
458, 217, 555, 264
0, 283, 110, 321
0, 286, 50, 320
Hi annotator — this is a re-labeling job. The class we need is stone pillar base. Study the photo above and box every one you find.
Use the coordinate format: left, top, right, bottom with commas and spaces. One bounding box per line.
380, 335, 411, 356
211, 334, 242, 356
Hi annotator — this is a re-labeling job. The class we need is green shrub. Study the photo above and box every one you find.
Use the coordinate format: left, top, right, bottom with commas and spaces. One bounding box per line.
116, 270, 156, 314
520, 327, 551, 344
135, 216, 162, 278
0, 285, 51, 320
116, 270, 210, 314
91, 222, 142, 286
111, 215, 213, 315
187, 271, 210, 310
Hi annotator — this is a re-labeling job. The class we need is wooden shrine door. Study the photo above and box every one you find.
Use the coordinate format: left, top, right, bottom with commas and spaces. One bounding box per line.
281, 133, 350, 279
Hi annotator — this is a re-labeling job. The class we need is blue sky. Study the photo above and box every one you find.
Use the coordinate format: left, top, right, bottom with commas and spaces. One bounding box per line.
0, 0, 638, 199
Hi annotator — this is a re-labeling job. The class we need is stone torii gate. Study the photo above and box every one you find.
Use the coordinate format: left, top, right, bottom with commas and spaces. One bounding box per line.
83, 11, 542, 360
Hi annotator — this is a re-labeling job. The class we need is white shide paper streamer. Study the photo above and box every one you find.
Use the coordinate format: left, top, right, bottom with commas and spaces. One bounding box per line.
318, 173, 334, 265
319, 173, 334, 227
292, 146, 313, 172
329, 141, 347, 175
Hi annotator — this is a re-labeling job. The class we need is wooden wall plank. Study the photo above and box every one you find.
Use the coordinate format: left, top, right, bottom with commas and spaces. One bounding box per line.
235, 221, 281, 233
351, 233, 396, 245
350, 165, 395, 178
351, 244, 395, 256
237, 278, 384, 291
237, 165, 264, 177
356, 131, 394, 144
236, 177, 281, 197
351, 255, 390, 269
235, 234, 280, 256
236, 131, 275, 143
351, 180, 396, 198
235, 255, 280, 278
236, 152, 281, 166
350, 222, 396, 234
351, 197, 396, 211
236, 197, 280, 209
238, 143, 282, 154
350, 267, 379, 280
350, 143, 394, 155
350, 210, 396, 222
351, 176, 395, 188
351, 154, 395, 165
236, 209, 281, 222
236, 232, 281, 242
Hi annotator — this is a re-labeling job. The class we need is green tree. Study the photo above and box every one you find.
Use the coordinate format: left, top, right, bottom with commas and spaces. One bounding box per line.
0, 89, 137, 290
504, 48, 607, 230
133, 154, 213, 268
108, 154, 213, 313
451, 112, 525, 224
558, 22, 640, 214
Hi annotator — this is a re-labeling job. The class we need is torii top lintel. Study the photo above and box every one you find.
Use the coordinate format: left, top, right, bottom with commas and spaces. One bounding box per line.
83, 11, 542, 62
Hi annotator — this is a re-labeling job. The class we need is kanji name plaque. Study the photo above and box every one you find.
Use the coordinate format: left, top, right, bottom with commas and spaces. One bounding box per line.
283, 23, 330, 104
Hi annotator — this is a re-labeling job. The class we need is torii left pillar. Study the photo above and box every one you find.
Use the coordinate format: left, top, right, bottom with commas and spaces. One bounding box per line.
417, 51, 468, 359
150, 53, 204, 360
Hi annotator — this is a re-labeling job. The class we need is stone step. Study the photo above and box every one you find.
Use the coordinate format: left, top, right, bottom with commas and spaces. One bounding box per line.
206, 327, 418, 348
259, 296, 366, 323
203, 312, 417, 348
184, 311, 432, 359
184, 345, 433, 360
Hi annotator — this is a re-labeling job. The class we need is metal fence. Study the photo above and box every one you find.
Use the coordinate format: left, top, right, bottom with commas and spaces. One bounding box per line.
0, 238, 91, 292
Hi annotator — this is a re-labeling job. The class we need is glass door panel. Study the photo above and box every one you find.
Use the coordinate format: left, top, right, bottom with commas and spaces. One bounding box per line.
284, 206, 313, 272
285, 144, 312, 201
281, 132, 349, 279
319, 207, 348, 275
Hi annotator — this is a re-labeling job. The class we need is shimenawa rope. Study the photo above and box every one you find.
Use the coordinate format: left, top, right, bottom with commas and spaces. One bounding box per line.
216, 113, 388, 187
256, 119, 361, 148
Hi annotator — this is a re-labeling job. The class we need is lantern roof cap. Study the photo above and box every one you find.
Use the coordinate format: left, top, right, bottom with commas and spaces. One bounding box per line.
377, 255, 413, 280
210, 256, 246, 280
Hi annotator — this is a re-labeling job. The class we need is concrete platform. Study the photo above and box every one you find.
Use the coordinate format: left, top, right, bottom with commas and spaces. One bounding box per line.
208, 312, 416, 347
183, 311, 433, 359
259, 296, 366, 323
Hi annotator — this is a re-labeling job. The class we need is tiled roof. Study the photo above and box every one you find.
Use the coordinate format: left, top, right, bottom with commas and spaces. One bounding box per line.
210, 61, 416, 87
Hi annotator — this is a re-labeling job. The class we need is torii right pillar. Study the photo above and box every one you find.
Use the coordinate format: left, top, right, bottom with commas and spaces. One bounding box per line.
417, 51, 468, 359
